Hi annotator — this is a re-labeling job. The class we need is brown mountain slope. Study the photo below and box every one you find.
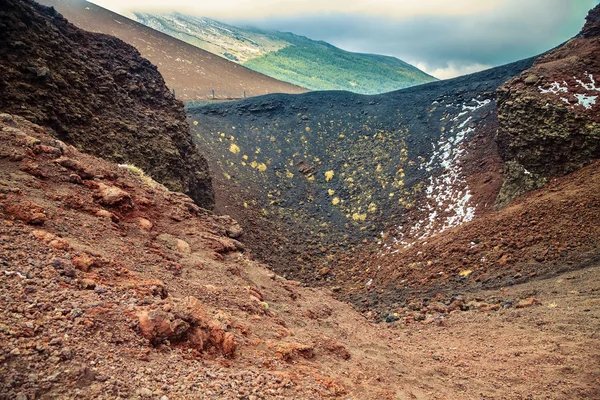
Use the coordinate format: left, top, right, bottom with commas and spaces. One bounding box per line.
1, 113, 599, 399
36, 0, 308, 101
0, 0, 214, 208
343, 159, 600, 312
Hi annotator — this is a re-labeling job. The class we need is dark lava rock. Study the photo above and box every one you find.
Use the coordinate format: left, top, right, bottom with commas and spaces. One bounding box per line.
0, 0, 214, 208
188, 54, 537, 279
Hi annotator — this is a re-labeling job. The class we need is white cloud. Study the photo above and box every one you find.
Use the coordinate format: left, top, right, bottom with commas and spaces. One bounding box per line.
90, 0, 500, 19
414, 62, 493, 80
88, 0, 596, 79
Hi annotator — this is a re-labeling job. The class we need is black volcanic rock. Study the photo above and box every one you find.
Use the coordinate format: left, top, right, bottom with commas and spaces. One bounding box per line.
580, 4, 600, 38
0, 0, 214, 208
188, 56, 537, 278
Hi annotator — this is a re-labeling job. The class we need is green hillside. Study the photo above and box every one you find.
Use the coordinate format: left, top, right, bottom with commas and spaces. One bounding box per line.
244, 33, 437, 93
132, 13, 438, 94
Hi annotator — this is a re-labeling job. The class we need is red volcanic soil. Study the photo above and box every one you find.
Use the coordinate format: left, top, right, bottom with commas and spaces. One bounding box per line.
37, 0, 308, 101
1, 113, 599, 400
339, 160, 600, 313
1, 3, 599, 399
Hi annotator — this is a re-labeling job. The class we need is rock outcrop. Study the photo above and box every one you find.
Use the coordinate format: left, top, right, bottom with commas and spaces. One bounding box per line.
0, 0, 214, 208
495, 5, 600, 207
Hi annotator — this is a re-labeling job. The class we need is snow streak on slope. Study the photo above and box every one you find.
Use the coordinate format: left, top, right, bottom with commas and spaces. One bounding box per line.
378, 98, 492, 255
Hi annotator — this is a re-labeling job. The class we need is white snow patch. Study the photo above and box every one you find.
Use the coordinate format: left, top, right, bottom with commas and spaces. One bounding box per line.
575, 72, 600, 92
575, 94, 597, 110
539, 81, 568, 94
538, 73, 598, 110
458, 116, 472, 129
408, 126, 477, 242
462, 99, 491, 111
377, 98, 496, 256
4, 270, 26, 279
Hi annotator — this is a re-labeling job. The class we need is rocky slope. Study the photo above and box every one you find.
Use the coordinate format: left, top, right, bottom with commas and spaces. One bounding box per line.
2, 113, 599, 399
0, 0, 215, 207
37, 0, 308, 101
188, 56, 536, 279
188, 5, 600, 315
496, 5, 600, 207
339, 4, 600, 316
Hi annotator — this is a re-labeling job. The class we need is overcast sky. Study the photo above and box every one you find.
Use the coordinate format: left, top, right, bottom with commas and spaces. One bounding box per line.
91, 0, 598, 79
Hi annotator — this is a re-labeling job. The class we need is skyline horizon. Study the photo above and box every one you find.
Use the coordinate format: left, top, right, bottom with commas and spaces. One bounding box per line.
89, 0, 598, 79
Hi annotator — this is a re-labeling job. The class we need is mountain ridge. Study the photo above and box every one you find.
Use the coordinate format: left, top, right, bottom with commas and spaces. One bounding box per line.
36, 0, 308, 101
132, 12, 438, 94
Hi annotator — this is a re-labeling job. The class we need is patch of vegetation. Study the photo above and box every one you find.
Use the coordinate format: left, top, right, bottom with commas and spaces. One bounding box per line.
118, 164, 162, 189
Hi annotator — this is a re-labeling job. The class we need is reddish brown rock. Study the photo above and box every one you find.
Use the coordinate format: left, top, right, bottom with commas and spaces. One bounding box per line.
321, 339, 351, 360
201, 234, 238, 254
6, 127, 40, 148
276, 342, 314, 361
428, 302, 448, 314
96, 210, 119, 222
137, 217, 153, 231
516, 297, 540, 308
31, 230, 56, 243
175, 296, 209, 326
72, 254, 96, 272
187, 326, 209, 349
49, 238, 69, 250
176, 239, 191, 254
33, 144, 62, 156
3, 199, 46, 225
20, 162, 47, 179
217, 215, 243, 239
137, 310, 190, 343
54, 157, 95, 179
96, 183, 131, 207
221, 332, 237, 357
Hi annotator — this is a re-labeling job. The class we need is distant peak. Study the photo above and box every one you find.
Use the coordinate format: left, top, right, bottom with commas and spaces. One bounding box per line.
579, 4, 600, 38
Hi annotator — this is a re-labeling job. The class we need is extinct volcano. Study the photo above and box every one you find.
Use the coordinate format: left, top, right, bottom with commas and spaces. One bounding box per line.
1, 2, 600, 399
188, 57, 536, 278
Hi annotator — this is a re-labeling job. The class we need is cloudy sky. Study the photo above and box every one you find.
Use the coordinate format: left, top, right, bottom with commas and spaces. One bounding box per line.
91, 0, 599, 79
